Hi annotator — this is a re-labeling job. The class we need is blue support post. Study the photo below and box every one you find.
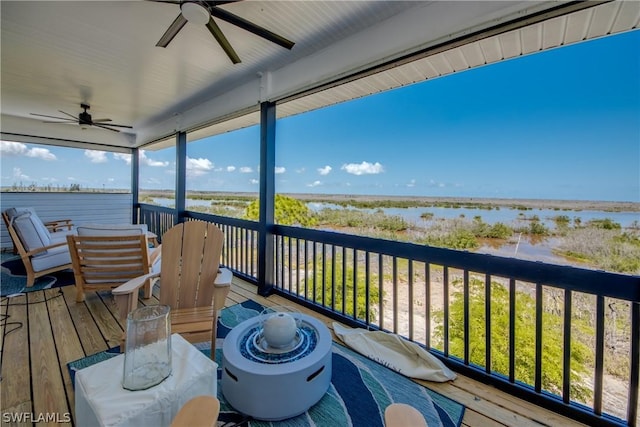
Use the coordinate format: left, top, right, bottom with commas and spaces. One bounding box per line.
258, 101, 275, 296
176, 131, 187, 224
131, 147, 139, 224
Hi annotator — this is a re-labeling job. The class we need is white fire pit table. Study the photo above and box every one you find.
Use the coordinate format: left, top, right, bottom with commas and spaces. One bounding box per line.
221, 312, 332, 421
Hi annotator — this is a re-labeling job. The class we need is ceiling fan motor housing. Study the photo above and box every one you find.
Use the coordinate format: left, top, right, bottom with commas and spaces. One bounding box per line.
79, 103, 92, 124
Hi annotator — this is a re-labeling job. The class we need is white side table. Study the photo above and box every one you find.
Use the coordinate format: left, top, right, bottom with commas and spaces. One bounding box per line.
75, 334, 217, 427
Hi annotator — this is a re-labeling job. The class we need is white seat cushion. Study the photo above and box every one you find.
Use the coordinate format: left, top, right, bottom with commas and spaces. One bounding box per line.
7, 208, 52, 252
76, 223, 148, 236
31, 244, 71, 272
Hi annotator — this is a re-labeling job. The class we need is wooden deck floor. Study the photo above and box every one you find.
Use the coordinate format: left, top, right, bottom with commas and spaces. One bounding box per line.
0, 279, 586, 427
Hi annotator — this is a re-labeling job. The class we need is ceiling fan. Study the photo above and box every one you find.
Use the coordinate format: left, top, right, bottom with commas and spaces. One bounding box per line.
30, 104, 133, 133
154, 0, 295, 64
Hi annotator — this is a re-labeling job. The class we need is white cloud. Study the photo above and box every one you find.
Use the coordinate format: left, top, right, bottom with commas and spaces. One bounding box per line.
113, 152, 131, 164
0, 141, 56, 160
12, 167, 29, 180
141, 151, 169, 167
250, 178, 259, 185
226, 166, 236, 172
318, 165, 332, 176
85, 150, 108, 163
275, 166, 286, 174
186, 157, 213, 177
407, 179, 416, 188
296, 168, 306, 174
307, 180, 322, 187
341, 161, 384, 175
240, 167, 253, 173
113, 150, 169, 167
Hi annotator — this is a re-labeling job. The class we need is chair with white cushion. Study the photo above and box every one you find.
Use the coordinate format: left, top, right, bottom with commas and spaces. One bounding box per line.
2, 207, 74, 287
67, 224, 161, 303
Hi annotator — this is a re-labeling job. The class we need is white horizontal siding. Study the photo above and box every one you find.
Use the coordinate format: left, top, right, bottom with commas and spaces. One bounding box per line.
1, 192, 133, 250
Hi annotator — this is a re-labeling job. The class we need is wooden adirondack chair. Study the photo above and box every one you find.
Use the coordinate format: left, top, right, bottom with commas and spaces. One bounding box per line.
113, 221, 232, 358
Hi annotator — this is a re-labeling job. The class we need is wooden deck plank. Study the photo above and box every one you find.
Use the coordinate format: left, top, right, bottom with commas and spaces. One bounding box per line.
61, 286, 109, 356
83, 291, 122, 348
0, 295, 32, 418
27, 291, 71, 426
45, 288, 85, 425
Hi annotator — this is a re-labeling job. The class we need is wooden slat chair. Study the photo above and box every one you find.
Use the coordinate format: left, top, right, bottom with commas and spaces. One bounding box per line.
113, 221, 232, 358
2, 207, 74, 287
66, 233, 157, 303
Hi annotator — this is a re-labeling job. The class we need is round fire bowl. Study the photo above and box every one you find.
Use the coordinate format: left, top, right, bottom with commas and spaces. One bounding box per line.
221, 313, 332, 421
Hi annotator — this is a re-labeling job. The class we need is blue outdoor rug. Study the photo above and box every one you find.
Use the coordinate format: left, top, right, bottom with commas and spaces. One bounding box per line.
68, 300, 465, 427
0, 253, 75, 297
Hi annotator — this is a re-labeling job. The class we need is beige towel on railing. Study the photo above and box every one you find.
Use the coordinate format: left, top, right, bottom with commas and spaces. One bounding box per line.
333, 323, 456, 382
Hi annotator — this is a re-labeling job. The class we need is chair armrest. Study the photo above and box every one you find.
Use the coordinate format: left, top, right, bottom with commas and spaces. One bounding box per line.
44, 219, 73, 232
25, 240, 69, 257
149, 244, 162, 265
113, 272, 160, 295
214, 268, 232, 287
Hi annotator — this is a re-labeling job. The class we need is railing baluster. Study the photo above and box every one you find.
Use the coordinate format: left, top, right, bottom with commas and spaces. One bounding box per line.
562, 289, 572, 403
322, 243, 327, 306
535, 283, 542, 393
342, 246, 347, 315
365, 251, 371, 327
331, 245, 336, 311
485, 273, 491, 375
594, 295, 605, 415
509, 278, 516, 383
444, 266, 449, 357
425, 263, 431, 349
295, 238, 300, 296
304, 239, 308, 300
629, 301, 639, 426
464, 269, 470, 365
393, 256, 398, 333
408, 259, 413, 340
379, 253, 384, 330
312, 240, 317, 304
288, 237, 293, 293
353, 248, 358, 320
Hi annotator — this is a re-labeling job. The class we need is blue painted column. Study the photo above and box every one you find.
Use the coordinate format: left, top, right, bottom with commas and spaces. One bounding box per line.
131, 147, 139, 224
258, 101, 276, 296
176, 131, 187, 224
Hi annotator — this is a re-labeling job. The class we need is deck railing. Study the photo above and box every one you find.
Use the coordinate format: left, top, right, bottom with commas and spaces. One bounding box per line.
138, 203, 639, 427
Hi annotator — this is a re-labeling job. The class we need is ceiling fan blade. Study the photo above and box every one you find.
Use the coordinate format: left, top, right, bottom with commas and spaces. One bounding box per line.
92, 118, 113, 123
39, 120, 77, 124
30, 113, 75, 121
206, 17, 241, 64
96, 123, 133, 129
156, 13, 188, 47
209, 6, 295, 50
58, 110, 79, 120
92, 123, 121, 133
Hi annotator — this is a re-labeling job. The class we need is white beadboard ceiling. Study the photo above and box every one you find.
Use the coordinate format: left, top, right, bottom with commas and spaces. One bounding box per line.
1, 1, 638, 152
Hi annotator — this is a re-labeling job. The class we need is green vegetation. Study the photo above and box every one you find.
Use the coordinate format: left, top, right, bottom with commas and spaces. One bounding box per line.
316, 208, 409, 233
299, 248, 380, 321
244, 194, 318, 227
433, 277, 592, 399
558, 229, 640, 274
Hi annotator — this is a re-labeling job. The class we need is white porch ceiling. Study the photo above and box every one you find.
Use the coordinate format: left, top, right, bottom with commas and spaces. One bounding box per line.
1, 1, 638, 152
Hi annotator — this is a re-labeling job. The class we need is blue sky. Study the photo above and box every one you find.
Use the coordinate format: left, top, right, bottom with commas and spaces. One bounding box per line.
2, 30, 639, 202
